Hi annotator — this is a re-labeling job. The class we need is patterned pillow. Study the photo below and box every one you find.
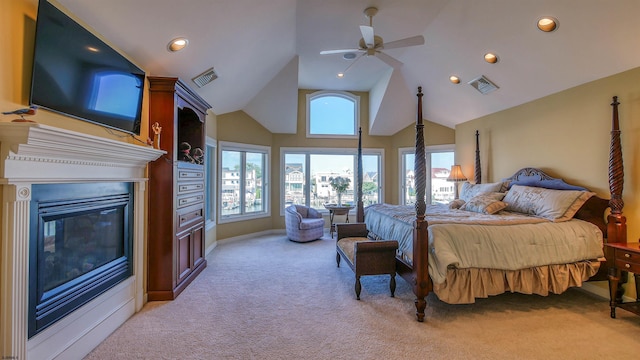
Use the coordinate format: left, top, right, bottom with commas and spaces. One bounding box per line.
459, 182, 505, 202
460, 193, 508, 215
502, 185, 594, 222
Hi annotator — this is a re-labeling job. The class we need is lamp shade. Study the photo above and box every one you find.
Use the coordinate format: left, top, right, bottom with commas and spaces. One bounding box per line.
447, 165, 467, 182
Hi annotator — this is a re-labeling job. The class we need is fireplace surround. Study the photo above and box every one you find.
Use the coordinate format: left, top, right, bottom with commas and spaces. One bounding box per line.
0, 123, 163, 359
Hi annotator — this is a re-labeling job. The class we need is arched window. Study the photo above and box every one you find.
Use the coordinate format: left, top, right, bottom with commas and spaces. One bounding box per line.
306, 91, 359, 138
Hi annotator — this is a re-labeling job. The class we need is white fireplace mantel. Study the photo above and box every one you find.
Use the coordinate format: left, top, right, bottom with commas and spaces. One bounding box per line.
0, 122, 164, 360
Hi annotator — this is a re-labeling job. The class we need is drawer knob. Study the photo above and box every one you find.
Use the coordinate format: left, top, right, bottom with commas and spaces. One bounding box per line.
625, 263, 631, 269
624, 253, 631, 258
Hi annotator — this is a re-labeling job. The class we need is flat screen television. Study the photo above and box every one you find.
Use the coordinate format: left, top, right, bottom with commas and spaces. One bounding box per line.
30, 0, 145, 135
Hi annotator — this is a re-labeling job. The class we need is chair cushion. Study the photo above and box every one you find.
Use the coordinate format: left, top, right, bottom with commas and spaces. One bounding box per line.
337, 237, 370, 263
299, 218, 324, 230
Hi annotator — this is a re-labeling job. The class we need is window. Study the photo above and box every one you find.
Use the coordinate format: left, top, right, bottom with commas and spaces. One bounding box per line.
306, 91, 359, 138
400, 145, 455, 205
219, 142, 270, 223
281, 148, 383, 213
205, 137, 217, 230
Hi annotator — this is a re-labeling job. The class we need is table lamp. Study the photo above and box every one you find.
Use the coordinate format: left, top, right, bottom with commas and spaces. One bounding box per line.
447, 165, 467, 199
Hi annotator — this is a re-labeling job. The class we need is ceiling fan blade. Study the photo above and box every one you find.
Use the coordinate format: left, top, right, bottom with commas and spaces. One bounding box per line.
360, 25, 375, 47
320, 48, 362, 55
382, 35, 425, 50
376, 51, 403, 69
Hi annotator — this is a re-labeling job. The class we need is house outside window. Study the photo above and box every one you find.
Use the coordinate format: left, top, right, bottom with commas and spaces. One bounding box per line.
281, 148, 383, 214
219, 141, 270, 223
400, 145, 455, 205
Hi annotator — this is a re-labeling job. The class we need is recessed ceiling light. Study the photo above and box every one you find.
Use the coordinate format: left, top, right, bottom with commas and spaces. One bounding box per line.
537, 17, 558, 32
337, 73, 345, 78
449, 75, 460, 84
168, 37, 189, 52
484, 53, 499, 64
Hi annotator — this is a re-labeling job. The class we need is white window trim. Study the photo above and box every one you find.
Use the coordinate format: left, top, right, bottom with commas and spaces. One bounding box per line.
218, 141, 271, 224
205, 136, 217, 231
398, 144, 455, 205
306, 90, 360, 139
280, 146, 384, 216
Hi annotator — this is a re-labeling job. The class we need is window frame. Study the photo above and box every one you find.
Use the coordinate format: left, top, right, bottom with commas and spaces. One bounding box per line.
205, 136, 217, 231
399, 144, 455, 205
306, 90, 360, 139
218, 141, 271, 224
280, 147, 384, 216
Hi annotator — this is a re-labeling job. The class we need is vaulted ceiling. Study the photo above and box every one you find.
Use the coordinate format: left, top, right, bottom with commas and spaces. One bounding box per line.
56, 0, 640, 135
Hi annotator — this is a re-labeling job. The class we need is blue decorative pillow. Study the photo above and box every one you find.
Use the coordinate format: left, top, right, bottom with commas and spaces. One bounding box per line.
506, 176, 587, 191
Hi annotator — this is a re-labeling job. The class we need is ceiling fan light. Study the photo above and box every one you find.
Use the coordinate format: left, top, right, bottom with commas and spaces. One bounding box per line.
337, 73, 345, 78
343, 52, 357, 60
537, 17, 558, 32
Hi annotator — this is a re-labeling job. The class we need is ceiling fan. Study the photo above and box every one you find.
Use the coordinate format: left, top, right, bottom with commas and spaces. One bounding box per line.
320, 7, 425, 74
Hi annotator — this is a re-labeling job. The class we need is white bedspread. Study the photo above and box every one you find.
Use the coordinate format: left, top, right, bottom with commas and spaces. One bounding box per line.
364, 203, 604, 284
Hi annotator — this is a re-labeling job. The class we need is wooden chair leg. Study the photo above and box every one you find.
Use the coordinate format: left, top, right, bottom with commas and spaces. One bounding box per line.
390, 273, 396, 297
355, 276, 362, 300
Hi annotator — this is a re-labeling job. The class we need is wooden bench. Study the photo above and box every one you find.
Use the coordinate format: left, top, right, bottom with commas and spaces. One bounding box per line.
335, 223, 398, 300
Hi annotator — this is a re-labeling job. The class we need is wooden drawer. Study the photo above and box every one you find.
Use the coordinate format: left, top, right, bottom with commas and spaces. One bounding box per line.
177, 181, 204, 195
614, 258, 640, 273
178, 169, 204, 181
177, 192, 204, 209
177, 205, 204, 233
614, 249, 640, 264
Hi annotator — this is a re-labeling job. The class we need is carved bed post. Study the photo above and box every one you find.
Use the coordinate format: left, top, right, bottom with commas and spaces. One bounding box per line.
607, 96, 626, 244
413, 87, 430, 322
356, 127, 364, 223
474, 130, 482, 184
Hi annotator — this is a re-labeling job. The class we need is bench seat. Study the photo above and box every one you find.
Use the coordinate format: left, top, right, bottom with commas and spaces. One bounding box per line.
335, 223, 398, 300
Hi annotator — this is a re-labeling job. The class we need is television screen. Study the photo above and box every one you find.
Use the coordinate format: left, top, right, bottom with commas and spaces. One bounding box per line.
30, 0, 145, 135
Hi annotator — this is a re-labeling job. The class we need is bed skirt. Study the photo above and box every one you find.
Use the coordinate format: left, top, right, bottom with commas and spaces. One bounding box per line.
432, 260, 600, 304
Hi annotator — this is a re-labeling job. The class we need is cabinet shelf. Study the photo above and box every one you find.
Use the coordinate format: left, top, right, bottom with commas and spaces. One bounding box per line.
147, 76, 211, 301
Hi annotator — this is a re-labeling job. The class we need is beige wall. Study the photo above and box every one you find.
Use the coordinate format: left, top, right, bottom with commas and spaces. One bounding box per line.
3, 0, 221, 286
456, 66, 640, 238
215, 89, 455, 239
1, 0, 153, 143
456, 67, 640, 297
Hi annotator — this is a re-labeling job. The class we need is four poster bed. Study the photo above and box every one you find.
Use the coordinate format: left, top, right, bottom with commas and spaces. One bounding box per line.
353, 88, 626, 322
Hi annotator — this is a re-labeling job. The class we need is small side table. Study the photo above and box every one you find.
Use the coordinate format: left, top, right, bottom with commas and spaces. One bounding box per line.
324, 204, 355, 239
605, 242, 640, 318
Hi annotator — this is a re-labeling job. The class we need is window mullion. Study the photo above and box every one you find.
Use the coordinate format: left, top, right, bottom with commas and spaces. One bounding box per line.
240, 152, 247, 214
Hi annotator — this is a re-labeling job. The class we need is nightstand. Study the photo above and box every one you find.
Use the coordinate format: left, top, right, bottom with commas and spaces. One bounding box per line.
605, 242, 640, 318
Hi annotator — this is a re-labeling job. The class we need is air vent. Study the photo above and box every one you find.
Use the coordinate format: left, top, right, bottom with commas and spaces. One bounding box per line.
468, 75, 499, 95
192, 68, 218, 88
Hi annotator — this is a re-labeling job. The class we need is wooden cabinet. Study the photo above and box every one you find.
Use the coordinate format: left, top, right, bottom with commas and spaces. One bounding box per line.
147, 76, 211, 301
606, 242, 640, 318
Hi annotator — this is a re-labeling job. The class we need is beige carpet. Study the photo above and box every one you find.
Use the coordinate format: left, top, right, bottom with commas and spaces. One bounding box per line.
85, 232, 640, 360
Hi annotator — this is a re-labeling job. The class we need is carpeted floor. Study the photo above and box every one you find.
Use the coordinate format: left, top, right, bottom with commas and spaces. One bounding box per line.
85, 232, 640, 359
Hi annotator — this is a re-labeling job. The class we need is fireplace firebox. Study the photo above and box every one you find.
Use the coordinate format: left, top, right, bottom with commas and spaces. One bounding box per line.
28, 182, 134, 338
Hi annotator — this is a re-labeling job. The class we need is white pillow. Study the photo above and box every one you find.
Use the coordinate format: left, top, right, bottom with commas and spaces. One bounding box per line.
502, 185, 594, 222
459, 182, 504, 202
460, 194, 508, 215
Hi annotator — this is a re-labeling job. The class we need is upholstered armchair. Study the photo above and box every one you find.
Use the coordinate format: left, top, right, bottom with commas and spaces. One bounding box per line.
285, 205, 325, 242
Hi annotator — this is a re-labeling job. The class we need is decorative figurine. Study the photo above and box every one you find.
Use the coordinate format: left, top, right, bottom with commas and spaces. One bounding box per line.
179, 142, 195, 162
151, 122, 162, 149
192, 147, 204, 164
2, 105, 38, 122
